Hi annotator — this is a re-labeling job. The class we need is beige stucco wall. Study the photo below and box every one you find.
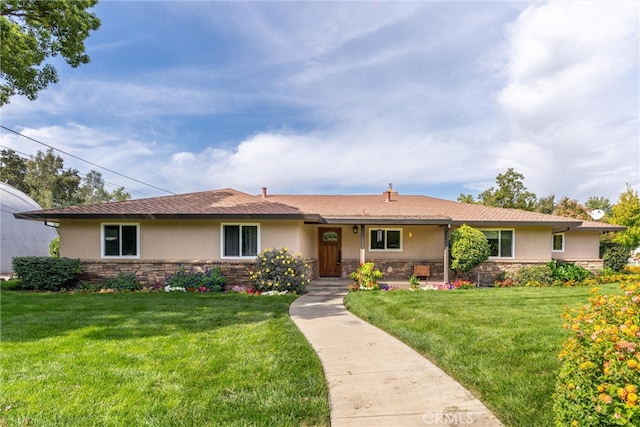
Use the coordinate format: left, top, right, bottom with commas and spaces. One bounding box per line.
58, 219, 601, 264
141, 220, 217, 259
59, 219, 309, 260
259, 220, 305, 253
554, 230, 601, 260
59, 220, 101, 259
342, 225, 445, 260
512, 227, 552, 261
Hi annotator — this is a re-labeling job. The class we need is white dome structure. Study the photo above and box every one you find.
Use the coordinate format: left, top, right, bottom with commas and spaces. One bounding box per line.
1, 183, 58, 274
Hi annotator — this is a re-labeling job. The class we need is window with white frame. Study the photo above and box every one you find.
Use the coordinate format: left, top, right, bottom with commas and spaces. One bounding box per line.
369, 228, 402, 251
552, 233, 565, 252
481, 229, 514, 258
102, 223, 139, 257
222, 224, 259, 258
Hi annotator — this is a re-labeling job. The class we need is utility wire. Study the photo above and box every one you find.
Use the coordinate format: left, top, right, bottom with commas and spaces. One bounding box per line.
0, 144, 154, 198
1, 125, 176, 195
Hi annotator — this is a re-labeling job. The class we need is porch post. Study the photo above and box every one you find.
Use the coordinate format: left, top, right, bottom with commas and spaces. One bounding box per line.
443, 224, 450, 283
359, 224, 366, 264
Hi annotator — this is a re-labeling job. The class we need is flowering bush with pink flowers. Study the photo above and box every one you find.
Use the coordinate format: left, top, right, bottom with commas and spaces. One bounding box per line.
553, 280, 640, 426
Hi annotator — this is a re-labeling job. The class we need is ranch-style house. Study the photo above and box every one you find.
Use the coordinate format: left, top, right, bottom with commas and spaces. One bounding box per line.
15, 185, 624, 286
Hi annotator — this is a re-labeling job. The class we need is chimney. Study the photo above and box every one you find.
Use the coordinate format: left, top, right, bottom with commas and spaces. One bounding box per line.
383, 183, 398, 202
261, 187, 267, 198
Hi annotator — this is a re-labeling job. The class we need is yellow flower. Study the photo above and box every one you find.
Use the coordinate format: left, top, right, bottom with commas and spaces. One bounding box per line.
580, 361, 594, 370
628, 359, 638, 369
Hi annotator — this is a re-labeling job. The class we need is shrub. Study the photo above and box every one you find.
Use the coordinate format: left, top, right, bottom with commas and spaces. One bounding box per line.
49, 236, 60, 258
516, 265, 554, 286
349, 262, 383, 290
449, 224, 490, 273
554, 283, 640, 425
250, 248, 310, 293
165, 266, 227, 292
408, 274, 421, 290
102, 272, 142, 291
548, 261, 592, 282
601, 242, 630, 272
12, 256, 82, 291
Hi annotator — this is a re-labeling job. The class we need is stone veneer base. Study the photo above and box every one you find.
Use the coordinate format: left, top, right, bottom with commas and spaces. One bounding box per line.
81, 259, 318, 288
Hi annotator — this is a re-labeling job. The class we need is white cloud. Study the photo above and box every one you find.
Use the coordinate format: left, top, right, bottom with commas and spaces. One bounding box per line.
496, 1, 639, 201
1, 2, 636, 205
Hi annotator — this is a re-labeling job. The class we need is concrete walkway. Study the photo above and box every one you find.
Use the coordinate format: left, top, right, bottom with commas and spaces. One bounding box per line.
289, 280, 503, 427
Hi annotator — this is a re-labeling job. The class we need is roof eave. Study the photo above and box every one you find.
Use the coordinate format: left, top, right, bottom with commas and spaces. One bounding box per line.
453, 220, 584, 228
571, 225, 626, 232
14, 212, 325, 222
322, 217, 452, 225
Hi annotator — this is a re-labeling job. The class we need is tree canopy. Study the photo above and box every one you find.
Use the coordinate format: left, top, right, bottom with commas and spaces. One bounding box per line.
458, 168, 542, 211
0, 0, 101, 105
458, 169, 616, 221
609, 185, 640, 249
0, 148, 130, 208
552, 197, 591, 220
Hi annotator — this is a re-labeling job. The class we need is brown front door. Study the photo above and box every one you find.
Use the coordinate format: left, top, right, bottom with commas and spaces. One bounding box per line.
318, 228, 341, 277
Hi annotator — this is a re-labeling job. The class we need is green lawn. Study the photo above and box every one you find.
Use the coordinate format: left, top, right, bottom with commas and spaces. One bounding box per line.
0, 291, 330, 426
344, 284, 622, 427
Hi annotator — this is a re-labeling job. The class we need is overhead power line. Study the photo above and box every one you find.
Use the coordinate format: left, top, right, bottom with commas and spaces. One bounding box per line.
0, 125, 176, 195
0, 144, 154, 198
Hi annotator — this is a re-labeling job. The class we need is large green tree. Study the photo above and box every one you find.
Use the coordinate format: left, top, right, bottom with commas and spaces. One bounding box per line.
0, 148, 28, 192
534, 194, 556, 214
24, 148, 81, 208
609, 185, 640, 249
0, 0, 101, 105
77, 170, 130, 204
585, 196, 612, 218
477, 168, 538, 210
1, 148, 130, 207
552, 197, 591, 220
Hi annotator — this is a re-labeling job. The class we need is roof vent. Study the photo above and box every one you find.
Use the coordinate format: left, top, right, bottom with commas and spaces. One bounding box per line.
261, 187, 267, 198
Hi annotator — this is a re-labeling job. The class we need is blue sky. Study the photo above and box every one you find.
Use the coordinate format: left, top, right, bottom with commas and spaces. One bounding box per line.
1, 1, 638, 203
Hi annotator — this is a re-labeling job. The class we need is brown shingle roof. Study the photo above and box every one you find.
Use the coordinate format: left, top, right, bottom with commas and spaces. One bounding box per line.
15, 188, 319, 221
14, 187, 624, 231
265, 194, 583, 227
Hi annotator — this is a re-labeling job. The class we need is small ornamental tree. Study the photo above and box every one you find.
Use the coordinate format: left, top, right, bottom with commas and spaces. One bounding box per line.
250, 248, 310, 294
449, 224, 490, 273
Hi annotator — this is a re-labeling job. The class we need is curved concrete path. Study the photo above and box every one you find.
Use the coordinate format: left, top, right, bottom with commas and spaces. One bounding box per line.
290, 280, 503, 427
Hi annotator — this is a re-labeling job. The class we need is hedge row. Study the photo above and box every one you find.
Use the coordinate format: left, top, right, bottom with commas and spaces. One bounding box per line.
12, 257, 82, 291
